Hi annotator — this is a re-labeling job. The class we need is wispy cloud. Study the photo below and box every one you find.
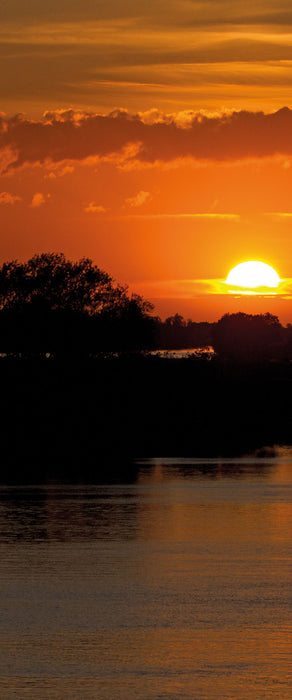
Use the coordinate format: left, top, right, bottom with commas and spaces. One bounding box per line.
84, 202, 107, 213
2, 3, 292, 112
123, 213, 240, 220
264, 211, 292, 218
2, 1, 292, 29
31, 192, 47, 207
141, 277, 292, 298
0, 191, 21, 205
45, 164, 75, 179
125, 190, 151, 207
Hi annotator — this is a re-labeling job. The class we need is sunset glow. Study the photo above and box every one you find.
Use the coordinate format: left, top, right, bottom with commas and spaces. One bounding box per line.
1, 1, 292, 321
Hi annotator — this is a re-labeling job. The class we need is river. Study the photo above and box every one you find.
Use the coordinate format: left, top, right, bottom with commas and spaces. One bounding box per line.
0, 450, 291, 698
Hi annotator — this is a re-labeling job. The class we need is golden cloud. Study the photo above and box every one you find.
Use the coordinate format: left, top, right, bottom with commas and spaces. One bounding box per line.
2, 107, 292, 172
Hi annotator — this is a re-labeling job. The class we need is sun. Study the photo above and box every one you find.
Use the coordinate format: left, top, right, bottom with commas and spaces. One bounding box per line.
226, 261, 280, 290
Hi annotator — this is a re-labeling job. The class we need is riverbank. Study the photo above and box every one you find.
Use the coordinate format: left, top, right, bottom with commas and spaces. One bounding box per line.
1, 356, 292, 476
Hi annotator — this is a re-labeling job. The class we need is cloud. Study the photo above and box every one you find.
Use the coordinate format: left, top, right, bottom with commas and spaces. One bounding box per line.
125, 190, 151, 207
0, 191, 21, 205
0, 146, 18, 174
84, 202, 106, 213
44, 164, 74, 179
59, 165, 74, 176
123, 213, 240, 220
3, 107, 292, 172
141, 276, 292, 299
2, 4, 292, 112
264, 212, 292, 218
2, 1, 292, 30
31, 192, 47, 207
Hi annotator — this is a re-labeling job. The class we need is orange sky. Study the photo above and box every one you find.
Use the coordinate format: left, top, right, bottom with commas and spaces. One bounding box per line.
2, 1, 292, 321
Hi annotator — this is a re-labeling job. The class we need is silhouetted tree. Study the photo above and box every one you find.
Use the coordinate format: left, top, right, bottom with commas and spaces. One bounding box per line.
0, 253, 128, 314
212, 312, 283, 361
0, 253, 154, 356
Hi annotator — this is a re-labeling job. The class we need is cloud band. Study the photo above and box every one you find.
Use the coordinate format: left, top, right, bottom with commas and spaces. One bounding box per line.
2, 107, 292, 171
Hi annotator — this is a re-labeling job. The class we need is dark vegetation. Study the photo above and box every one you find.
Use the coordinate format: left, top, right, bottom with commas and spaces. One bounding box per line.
1, 252, 292, 476
0, 253, 155, 356
154, 314, 212, 350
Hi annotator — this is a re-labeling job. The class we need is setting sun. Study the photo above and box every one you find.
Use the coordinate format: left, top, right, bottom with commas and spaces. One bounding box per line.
226, 261, 280, 290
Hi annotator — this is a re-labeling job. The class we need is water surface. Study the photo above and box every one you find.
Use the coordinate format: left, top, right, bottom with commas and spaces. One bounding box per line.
150, 346, 214, 359
0, 452, 291, 698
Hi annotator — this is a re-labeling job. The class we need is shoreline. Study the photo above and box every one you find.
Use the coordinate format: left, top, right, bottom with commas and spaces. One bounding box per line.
1, 356, 292, 477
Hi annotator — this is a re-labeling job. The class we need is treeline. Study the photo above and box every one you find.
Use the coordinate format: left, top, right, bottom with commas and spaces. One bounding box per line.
155, 312, 292, 361
213, 311, 292, 362
1, 252, 292, 362
154, 314, 213, 349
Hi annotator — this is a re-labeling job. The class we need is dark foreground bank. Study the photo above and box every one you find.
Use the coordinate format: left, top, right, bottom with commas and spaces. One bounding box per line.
1, 355, 292, 478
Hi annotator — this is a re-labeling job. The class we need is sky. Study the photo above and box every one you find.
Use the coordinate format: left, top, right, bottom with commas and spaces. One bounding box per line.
2, 0, 292, 321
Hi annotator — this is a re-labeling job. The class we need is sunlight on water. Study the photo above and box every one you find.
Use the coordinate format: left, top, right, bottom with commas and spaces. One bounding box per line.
0, 450, 291, 698
150, 346, 214, 359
